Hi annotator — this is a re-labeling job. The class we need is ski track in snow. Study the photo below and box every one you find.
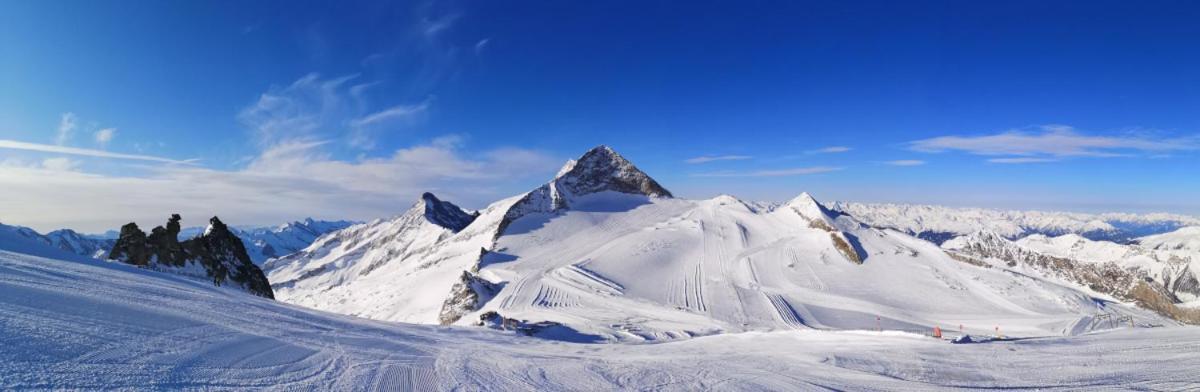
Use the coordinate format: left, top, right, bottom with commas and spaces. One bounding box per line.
4, 250, 1200, 390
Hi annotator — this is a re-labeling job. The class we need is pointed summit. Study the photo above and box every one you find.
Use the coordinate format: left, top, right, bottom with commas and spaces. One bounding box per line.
418, 192, 478, 232
553, 145, 672, 199
785, 192, 837, 227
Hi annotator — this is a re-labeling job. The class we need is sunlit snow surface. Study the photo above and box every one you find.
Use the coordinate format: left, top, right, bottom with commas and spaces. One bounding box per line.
4, 246, 1200, 389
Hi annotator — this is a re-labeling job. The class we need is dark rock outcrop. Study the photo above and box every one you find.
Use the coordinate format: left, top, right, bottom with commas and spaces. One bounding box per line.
438, 270, 500, 325
108, 215, 274, 299
421, 192, 478, 232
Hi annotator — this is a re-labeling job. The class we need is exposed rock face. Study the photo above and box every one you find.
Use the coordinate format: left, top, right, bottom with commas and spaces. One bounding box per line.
553, 145, 672, 200
438, 269, 500, 325
475, 311, 564, 336
499, 145, 672, 236
421, 192, 478, 232
108, 215, 274, 299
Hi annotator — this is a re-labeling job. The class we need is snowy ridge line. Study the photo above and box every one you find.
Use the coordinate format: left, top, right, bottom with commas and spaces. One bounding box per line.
831, 201, 1200, 242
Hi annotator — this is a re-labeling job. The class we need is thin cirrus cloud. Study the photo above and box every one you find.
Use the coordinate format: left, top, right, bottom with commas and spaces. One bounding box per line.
807, 146, 851, 154
693, 166, 842, 177
987, 157, 1058, 164
349, 100, 430, 128
239, 73, 433, 150
884, 160, 925, 166
0, 139, 195, 165
909, 125, 1198, 161
684, 155, 752, 164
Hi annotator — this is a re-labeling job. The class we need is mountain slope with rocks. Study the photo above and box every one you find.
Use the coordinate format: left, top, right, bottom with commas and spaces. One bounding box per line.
268, 146, 1172, 341
943, 231, 1200, 324
109, 214, 274, 298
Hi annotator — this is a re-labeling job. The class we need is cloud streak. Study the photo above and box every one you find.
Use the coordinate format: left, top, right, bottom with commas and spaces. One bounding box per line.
807, 146, 851, 154
0, 139, 194, 164
987, 157, 1058, 164
910, 125, 1197, 159
884, 160, 925, 166
694, 166, 842, 177
684, 155, 752, 164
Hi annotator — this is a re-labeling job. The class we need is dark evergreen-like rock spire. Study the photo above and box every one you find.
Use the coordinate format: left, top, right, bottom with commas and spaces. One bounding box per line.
108, 214, 274, 299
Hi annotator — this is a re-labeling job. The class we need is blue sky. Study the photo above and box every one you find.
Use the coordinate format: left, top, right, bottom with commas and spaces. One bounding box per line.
1, 1, 1199, 231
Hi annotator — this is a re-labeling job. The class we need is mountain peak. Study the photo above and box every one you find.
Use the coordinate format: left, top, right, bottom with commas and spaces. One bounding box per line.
417, 192, 478, 232
785, 192, 838, 226
553, 145, 672, 199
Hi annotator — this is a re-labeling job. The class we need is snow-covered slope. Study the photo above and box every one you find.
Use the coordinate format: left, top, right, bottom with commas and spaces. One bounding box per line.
832, 202, 1200, 243
265, 191, 499, 323
7, 249, 1200, 390
944, 231, 1200, 323
269, 145, 1173, 341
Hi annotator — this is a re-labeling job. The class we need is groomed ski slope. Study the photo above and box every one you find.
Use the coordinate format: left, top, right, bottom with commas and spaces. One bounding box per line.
475, 192, 1168, 340
4, 250, 1200, 390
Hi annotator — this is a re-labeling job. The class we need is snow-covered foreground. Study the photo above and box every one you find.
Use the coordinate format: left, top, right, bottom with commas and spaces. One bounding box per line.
4, 250, 1200, 390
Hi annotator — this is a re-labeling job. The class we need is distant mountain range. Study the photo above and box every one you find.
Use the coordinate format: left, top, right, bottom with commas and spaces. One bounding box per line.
0, 218, 355, 265
830, 202, 1199, 243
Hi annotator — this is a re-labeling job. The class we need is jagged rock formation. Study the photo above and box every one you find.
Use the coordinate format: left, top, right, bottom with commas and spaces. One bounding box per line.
499, 146, 672, 236
438, 269, 500, 325
421, 192, 479, 231
108, 215, 274, 299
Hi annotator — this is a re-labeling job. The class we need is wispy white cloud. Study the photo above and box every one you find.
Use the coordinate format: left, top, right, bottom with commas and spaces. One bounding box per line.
239, 73, 359, 146
0, 139, 194, 164
94, 128, 117, 147
694, 166, 842, 177
55, 112, 77, 145
350, 100, 430, 128
987, 157, 1058, 164
40, 157, 80, 172
419, 12, 460, 38
807, 146, 851, 154
0, 137, 558, 232
910, 125, 1197, 160
241, 74, 434, 150
684, 155, 752, 164
883, 159, 925, 166
474, 38, 491, 55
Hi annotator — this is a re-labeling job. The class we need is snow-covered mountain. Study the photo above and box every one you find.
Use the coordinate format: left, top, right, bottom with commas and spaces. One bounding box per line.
182, 218, 357, 264
268, 145, 1174, 341
943, 230, 1200, 323
831, 202, 1200, 243
0, 222, 113, 261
